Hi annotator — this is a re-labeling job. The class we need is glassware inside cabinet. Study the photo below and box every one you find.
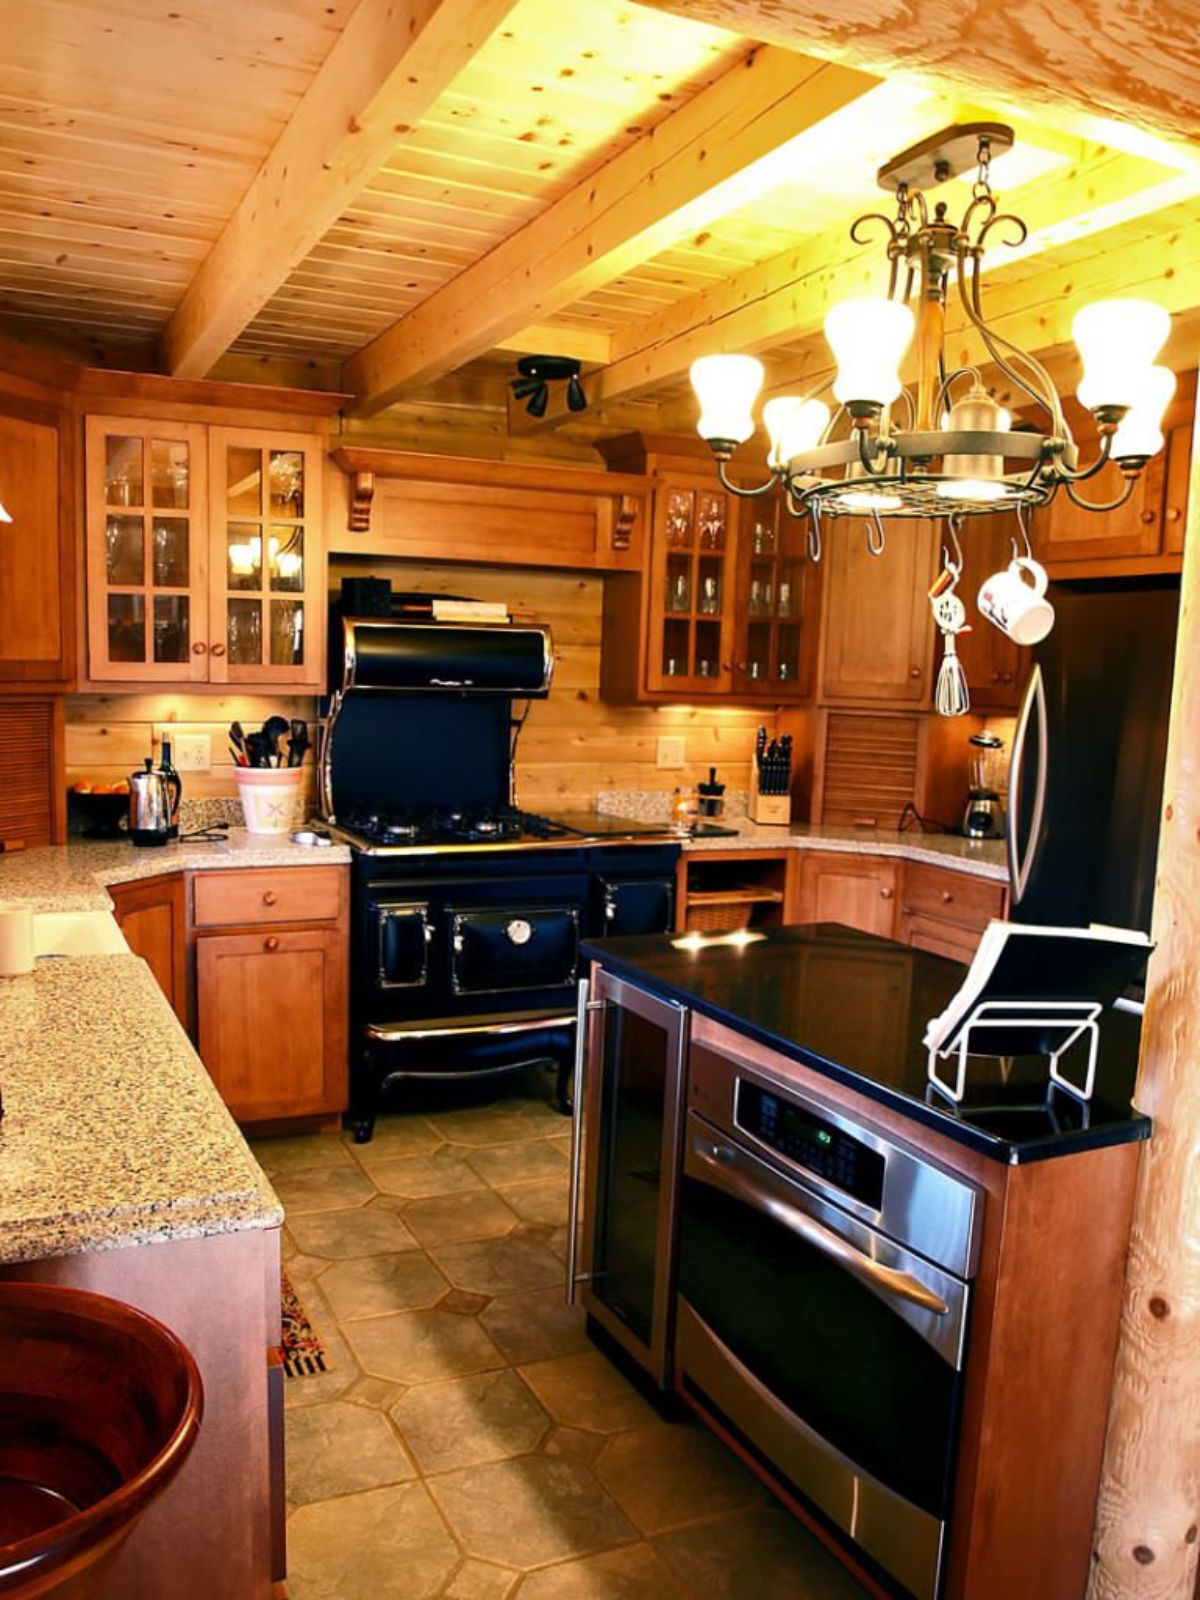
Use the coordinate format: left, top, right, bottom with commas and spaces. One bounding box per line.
107, 594, 145, 662
746, 621, 770, 683
665, 488, 694, 549
269, 451, 305, 518
665, 557, 691, 613
662, 619, 688, 679
106, 515, 144, 586
749, 517, 777, 557
150, 439, 189, 509
697, 560, 723, 615
697, 492, 726, 551
270, 600, 305, 667
228, 598, 263, 666
694, 619, 721, 679
152, 518, 189, 588
152, 596, 190, 663
105, 436, 143, 508
777, 624, 800, 684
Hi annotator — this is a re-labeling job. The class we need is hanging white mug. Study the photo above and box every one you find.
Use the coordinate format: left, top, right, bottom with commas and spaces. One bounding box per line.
977, 557, 1055, 646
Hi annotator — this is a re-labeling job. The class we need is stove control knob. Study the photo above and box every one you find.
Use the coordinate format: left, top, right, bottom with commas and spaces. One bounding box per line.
506, 919, 534, 946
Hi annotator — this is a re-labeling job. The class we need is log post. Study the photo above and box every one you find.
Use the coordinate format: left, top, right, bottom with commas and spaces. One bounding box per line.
1089, 388, 1200, 1596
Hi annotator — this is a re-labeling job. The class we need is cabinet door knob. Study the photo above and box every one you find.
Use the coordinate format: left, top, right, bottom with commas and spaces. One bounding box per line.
191, 642, 208, 655
908, 665, 921, 678
264, 936, 280, 952
1141, 509, 1157, 524
880, 887, 894, 900
941, 890, 954, 903
210, 643, 227, 657
262, 891, 278, 906
1166, 507, 1182, 522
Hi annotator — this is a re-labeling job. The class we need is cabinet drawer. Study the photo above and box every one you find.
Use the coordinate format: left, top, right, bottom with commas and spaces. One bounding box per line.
902, 913, 982, 965
902, 864, 1005, 930
192, 866, 343, 928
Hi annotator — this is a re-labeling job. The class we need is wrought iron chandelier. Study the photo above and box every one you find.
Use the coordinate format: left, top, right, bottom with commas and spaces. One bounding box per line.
689, 124, 1175, 553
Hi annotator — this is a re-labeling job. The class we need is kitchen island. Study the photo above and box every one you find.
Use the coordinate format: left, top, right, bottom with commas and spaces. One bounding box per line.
575, 924, 1147, 1600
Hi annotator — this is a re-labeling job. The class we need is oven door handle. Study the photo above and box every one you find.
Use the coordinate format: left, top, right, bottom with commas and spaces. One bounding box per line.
693, 1142, 950, 1317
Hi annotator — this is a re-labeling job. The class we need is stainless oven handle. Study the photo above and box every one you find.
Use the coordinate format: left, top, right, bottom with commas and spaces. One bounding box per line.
566, 980, 607, 1305
693, 1141, 950, 1317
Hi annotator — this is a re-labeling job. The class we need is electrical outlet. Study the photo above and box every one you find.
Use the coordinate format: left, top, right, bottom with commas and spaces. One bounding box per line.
656, 736, 686, 769
172, 733, 212, 772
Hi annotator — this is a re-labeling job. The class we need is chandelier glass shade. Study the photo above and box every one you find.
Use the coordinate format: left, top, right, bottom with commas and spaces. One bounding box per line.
690, 124, 1174, 534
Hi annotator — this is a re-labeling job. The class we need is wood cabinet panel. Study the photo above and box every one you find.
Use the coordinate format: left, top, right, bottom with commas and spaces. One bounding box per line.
814, 711, 921, 830
196, 926, 347, 1122
0, 412, 70, 685
0, 697, 65, 848
901, 862, 1006, 928
192, 865, 343, 928
793, 853, 898, 938
953, 513, 1024, 712
111, 874, 188, 1026
729, 492, 818, 701
819, 518, 938, 705
900, 911, 982, 964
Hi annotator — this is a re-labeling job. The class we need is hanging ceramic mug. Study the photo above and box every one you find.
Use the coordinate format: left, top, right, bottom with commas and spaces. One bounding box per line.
977, 557, 1055, 646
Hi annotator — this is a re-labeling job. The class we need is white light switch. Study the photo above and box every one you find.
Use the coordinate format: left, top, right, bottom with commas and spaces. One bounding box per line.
656, 736, 686, 769
173, 734, 212, 772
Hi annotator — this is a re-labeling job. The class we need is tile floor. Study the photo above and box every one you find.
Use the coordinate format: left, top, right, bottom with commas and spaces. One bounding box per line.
253, 1070, 868, 1600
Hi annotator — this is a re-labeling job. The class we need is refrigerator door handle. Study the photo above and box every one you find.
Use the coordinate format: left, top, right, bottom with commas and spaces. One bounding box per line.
1008, 663, 1048, 904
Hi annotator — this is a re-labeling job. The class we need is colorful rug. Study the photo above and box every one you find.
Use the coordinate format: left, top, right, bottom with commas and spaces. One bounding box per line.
282, 1271, 329, 1378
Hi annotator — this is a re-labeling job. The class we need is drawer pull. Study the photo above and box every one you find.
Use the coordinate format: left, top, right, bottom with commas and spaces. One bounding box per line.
941, 890, 954, 903
262, 891, 278, 906
264, 936, 280, 952
880, 887, 894, 900
1140, 509, 1157, 524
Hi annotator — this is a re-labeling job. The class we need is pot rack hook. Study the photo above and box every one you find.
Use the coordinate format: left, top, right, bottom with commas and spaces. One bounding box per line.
865, 510, 886, 557
807, 505, 823, 564
943, 511, 965, 576
1012, 503, 1034, 562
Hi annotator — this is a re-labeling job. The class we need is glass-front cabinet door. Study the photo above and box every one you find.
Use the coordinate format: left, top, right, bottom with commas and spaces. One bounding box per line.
85, 417, 210, 682
732, 490, 816, 700
208, 429, 323, 686
646, 475, 737, 695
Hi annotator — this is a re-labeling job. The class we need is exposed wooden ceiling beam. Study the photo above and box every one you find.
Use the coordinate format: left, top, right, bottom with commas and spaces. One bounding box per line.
516, 148, 1198, 433
160, 0, 523, 380
631, 0, 1200, 154
341, 47, 879, 415
492, 325, 612, 366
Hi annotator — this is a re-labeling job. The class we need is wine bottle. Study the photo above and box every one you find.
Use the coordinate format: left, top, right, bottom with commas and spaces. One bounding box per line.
158, 737, 182, 840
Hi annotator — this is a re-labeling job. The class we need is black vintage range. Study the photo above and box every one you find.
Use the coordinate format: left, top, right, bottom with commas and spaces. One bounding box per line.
320, 605, 679, 1141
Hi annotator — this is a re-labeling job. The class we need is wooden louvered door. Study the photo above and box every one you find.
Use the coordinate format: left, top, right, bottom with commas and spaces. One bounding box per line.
814, 710, 921, 830
0, 698, 65, 848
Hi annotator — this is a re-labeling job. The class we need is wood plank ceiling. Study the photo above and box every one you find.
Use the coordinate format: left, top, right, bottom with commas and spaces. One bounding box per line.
2, 0, 1199, 444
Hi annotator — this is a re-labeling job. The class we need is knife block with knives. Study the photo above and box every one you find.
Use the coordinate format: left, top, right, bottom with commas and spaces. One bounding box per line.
750, 727, 792, 825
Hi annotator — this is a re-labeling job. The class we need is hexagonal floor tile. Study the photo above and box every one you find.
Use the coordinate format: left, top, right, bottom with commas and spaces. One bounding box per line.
320, 1252, 450, 1321
252, 1133, 358, 1178
274, 1164, 376, 1216
429, 1234, 564, 1297
345, 1307, 506, 1385
512, 1542, 691, 1599
403, 1189, 520, 1248
478, 1287, 590, 1366
287, 1205, 418, 1261
517, 1352, 656, 1434
464, 1140, 568, 1189
390, 1368, 551, 1474
287, 1482, 458, 1600
594, 1422, 763, 1535
653, 1506, 870, 1599
285, 1400, 415, 1506
428, 1455, 637, 1570
432, 1108, 551, 1147
348, 1117, 445, 1164
370, 1146, 489, 1200
498, 1179, 568, 1228
443, 1559, 520, 1600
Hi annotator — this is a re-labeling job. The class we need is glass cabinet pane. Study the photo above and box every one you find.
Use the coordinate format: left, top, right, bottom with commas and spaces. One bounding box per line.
105, 436, 143, 507
152, 517, 189, 587
694, 619, 720, 680
746, 622, 770, 683
107, 594, 145, 662
777, 624, 800, 685
665, 555, 691, 614
697, 557, 723, 616
153, 596, 190, 663
270, 600, 305, 666
269, 525, 304, 592
662, 619, 688, 679
665, 488, 694, 549
150, 440, 190, 509
228, 598, 263, 665
696, 492, 727, 551
227, 447, 262, 517
106, 515, 144, 586
226, 524, 262, 590
269, 451, 305, 517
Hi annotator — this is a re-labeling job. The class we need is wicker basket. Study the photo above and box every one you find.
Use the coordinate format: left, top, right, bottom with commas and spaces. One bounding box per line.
685, 900, 755, 933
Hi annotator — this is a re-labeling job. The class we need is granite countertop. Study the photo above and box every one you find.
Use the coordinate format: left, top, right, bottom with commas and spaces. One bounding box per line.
0, 954, 281, 1264
0, 830, 351, 914
681, 819, 1008, 881
582, 924, 1149, 1164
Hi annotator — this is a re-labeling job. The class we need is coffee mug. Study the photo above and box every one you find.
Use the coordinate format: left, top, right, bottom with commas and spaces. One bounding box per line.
977, 557, 1055, 646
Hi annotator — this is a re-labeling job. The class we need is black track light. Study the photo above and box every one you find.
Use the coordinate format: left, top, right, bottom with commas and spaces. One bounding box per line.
566, 374, 587, 413
510, 354, 588, 419
525, 382, 550, 418
511, 376, 543, 401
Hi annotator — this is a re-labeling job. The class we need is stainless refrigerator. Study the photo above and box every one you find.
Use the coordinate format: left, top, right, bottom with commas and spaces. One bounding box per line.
1008, 577, 1180, 936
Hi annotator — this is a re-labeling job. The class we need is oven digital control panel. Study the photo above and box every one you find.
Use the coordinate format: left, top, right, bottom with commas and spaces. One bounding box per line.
736, 1081, 885, 1210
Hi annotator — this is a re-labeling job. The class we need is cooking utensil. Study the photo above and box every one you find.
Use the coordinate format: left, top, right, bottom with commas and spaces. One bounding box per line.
288, 719, 309, 768
244, 732, 268, 769
261, 716, 291, 766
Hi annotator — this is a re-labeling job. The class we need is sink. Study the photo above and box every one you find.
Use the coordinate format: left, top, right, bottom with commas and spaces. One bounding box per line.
32, 913, 129, 960
0, 1283, 203, 1597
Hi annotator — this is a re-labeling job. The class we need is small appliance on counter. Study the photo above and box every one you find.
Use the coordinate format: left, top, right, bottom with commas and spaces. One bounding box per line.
962, 732, 1006, 840
750, 728, 792, 825
696, 767, 725, 819
127, 760, 179, 848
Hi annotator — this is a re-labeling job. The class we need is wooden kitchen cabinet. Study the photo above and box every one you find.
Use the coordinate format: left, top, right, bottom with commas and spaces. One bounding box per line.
111, 873, 188, 1026
83, 416, 325, 688
818, 517, 938, 706
730, 490, 819, 701
792, 852, 898, 938
1029, 374, 1194, 574
954, 513, 1024, 712
191, 866, 349, 1125
0, 409, 73, 688
898, 861, 1007, 962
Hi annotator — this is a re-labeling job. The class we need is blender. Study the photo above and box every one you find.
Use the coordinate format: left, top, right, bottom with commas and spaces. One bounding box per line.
962, 732, 1006, 839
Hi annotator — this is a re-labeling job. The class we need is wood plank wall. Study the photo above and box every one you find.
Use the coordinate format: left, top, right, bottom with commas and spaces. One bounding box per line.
65, 563, 773, 812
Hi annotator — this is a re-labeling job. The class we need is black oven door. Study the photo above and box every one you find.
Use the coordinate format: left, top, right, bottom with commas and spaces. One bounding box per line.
450, 905, 580, 996
676, 1112, 969, 1600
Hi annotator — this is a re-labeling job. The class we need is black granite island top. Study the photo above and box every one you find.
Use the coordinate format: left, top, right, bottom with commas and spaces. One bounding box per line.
581, 922, 1151, 1165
